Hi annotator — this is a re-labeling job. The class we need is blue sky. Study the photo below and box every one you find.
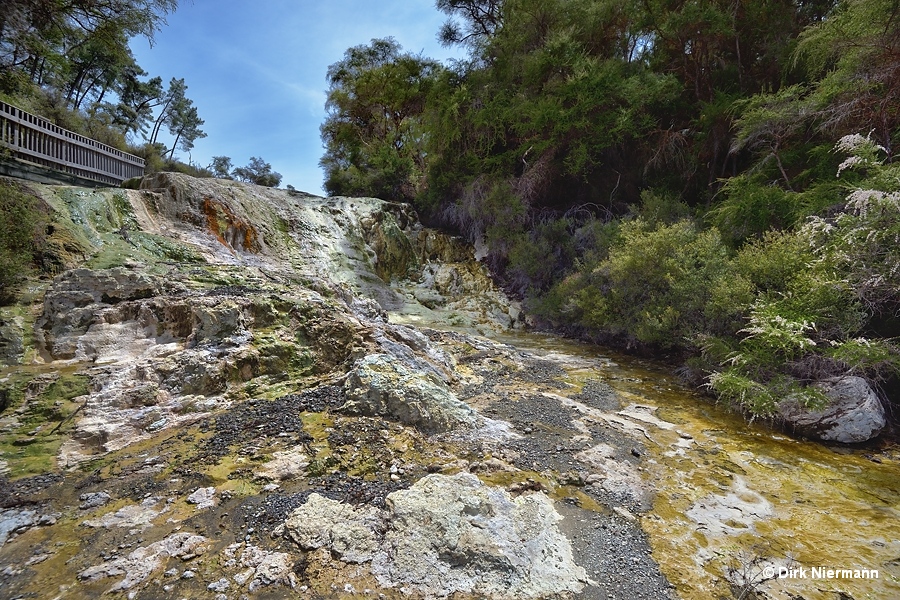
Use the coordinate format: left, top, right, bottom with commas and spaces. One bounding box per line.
130, 1, 465, 195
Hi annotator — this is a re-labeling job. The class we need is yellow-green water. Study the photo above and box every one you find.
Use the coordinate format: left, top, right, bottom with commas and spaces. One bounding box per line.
485, 330, 900, 600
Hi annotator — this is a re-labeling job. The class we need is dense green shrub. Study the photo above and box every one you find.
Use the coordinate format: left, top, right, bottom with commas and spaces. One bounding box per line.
732, 229, 812, 295
709, 174, 796, 247
552, 219, 746, 349
708, 134, 900, 416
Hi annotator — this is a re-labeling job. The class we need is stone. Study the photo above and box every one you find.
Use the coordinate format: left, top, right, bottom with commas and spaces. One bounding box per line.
78, 533, 208, 592
186, 487, 217, 510
207, 577, 230, 592
0, 508, 36, 546
0, 315, 24, 366
283, 473, 587, 598
78, 492, 112, 510
255, 448, 309, 482
284, 494, 382, 564
82, 497, 166, 529
342, 353, 479, 432
778, 376, 886, 443
239, 545, 297, 591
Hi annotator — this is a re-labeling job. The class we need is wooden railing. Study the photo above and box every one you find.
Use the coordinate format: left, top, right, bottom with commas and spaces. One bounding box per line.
0, 101, 144, 186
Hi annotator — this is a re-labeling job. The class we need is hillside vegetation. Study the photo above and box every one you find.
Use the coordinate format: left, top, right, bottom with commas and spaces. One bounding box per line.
321, 0, 900, 418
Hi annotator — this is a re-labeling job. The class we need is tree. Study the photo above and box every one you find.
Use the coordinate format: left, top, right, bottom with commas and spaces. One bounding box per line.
112, 68, 164, 137
232, 157, 282, 187
209, 156, 233, 179
436, 0, 504, 49
144, 77, 205, 160
320, 38, 441, 201
795, 0, 900, 156
0, 0, 177, 92
148, 77, 185, 145
165, 94, 205, 160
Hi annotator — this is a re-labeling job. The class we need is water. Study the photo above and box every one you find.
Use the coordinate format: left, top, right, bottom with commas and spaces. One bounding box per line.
484, 330, 900, 599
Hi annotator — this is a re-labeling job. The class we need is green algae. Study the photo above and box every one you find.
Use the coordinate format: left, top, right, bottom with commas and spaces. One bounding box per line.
0, 370, 90, 478
302, 411, 336, 478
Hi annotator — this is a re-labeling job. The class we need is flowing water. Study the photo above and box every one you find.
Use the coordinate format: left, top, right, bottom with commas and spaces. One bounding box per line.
483, 329, 900, 600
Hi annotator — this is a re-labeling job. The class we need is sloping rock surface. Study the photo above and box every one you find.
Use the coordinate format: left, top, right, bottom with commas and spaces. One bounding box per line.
0, 173, 677, 600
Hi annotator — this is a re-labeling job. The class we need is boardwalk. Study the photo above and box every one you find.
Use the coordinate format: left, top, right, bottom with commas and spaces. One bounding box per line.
0, 101, 144, 186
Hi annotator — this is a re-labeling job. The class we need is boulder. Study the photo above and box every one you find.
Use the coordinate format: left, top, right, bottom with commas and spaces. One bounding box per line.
341, 353, 478, 432
283, 473, 587, 599
255, 447, 309, 481
378, 473, 587, 598
778, 376, 886, 443
186, 487, 217, 510
284, 494, 382, 564
0, 508, 36, 546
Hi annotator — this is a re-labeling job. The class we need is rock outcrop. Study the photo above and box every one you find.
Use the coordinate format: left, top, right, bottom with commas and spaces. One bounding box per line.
342, 353, 480, 432
0, 172, 525, 465
284, 472, 588, 599
778, 376, 886, 443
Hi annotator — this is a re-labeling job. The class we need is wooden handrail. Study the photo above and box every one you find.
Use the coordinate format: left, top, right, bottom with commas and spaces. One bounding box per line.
0, 101, 145, 186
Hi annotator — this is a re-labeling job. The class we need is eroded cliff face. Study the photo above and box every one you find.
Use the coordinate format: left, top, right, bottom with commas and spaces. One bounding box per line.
1, 173, 523, 468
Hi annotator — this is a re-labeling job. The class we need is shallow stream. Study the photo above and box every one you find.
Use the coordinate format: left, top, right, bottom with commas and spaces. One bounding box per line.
487, 329, 900, 600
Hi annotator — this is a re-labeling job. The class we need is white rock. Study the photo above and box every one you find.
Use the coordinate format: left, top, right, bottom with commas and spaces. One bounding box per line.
255, 448, 309, 481
186, 487, 217, 510
82, 498, 166, 529
778, 376, 886, 443
0, 508, 36, 546
284, 494, 382, 564
79, 491, 112, 510
284, 473, 587, 598
78, 533, 208, 592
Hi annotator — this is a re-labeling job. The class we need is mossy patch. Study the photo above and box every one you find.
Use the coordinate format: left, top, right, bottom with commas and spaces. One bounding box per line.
0, 371, 90, 478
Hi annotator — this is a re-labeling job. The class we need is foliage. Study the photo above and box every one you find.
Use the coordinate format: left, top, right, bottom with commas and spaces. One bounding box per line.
320, 38, 440, 202
317, 2, 900, 419
805, 134, 900, 313
706, 135, 900, 415
554, 219, 744, 349
232, 157, 282, 188
709, 173, 796, 247
317, 1, 875, 319
436, 0, 503, 50
209, 156, 234, 180
0, 1, 207, 168
795, 0, 900, 151
0, 0, 177, 94
148, 78, 205, 159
